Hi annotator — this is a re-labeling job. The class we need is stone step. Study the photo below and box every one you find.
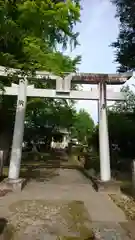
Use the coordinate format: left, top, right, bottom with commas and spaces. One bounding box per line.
45, 163, 60, 166
38, 162, 61, 168
41, 165, 60, 168
46, 160, 61, 163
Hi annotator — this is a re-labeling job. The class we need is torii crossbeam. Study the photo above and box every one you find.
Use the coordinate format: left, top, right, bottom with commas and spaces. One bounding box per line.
0, 66, 133, 188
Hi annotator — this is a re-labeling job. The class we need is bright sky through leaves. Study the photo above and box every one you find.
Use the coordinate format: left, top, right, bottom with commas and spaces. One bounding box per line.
64, 0, 135, 122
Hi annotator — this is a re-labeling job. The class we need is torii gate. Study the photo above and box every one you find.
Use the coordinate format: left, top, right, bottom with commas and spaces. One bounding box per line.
0, 66, 132, 187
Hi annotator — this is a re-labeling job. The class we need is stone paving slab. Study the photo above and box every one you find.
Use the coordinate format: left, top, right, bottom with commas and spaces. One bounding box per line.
0, 199, 93, 239
92, 222, 131, 240
84, 193, 126, 222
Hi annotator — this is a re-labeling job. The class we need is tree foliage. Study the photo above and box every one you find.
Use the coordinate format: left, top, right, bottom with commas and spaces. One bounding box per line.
0, 0, 82, 161
25, 98, 76, 142
111, 85, 135, 112
91, 86, 135, 171
71, 109, 95, 144
108, 86, 135, 158
111, 0, 135, 72
108, 111, 135, 159
0, 0, 81, 71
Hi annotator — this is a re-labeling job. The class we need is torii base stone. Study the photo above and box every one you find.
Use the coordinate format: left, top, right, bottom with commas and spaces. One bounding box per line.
1, 178, 26, 192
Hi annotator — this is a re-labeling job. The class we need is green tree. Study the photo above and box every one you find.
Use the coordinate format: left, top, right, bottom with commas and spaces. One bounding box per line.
90, 86, 135, 171
0, 0, 81, 70
24, 98, 76, 144
109, 0, 135, 169
108, 86, 135, 160
71, 109, 94, 144
111, 0, 135, 72
0, 0, 81, 167
108, 111, 135, 158
111, 85, 135, 112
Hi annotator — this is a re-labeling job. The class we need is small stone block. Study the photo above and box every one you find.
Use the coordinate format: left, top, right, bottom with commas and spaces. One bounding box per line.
1, 178, 26, 192
97, 180, 121, 193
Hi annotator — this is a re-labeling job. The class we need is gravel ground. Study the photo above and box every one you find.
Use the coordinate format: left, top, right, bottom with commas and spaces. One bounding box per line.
110, 193, 135, 220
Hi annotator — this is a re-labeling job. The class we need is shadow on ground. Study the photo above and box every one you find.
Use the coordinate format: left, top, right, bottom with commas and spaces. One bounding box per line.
2, 150, 78, 184
21, 166, 60, 182
0, 218, 15, 240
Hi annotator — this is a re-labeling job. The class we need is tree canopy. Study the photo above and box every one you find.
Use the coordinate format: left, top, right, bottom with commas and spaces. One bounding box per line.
90, 86, 135, 171
0, 0, 81, 72
71, 109, 95, 144
24, 98, 76, 142
111, 85, 135, 113
0, 0, 82, 160
111, 0, 135, 72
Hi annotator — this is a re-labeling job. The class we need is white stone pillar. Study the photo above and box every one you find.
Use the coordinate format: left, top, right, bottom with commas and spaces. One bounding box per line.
8, 78, 27, 180
132, 160, 135, 191
98, 82, 111, 182
62, 135, 67, 148
97, 100, 100, 124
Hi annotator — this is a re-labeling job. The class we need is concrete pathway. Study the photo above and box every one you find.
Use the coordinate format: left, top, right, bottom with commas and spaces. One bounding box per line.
17, 169, 126, 222
0, 169, 131, 239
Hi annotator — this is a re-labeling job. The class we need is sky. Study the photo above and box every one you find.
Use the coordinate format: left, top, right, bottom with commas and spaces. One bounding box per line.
63, 0, 135, 123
